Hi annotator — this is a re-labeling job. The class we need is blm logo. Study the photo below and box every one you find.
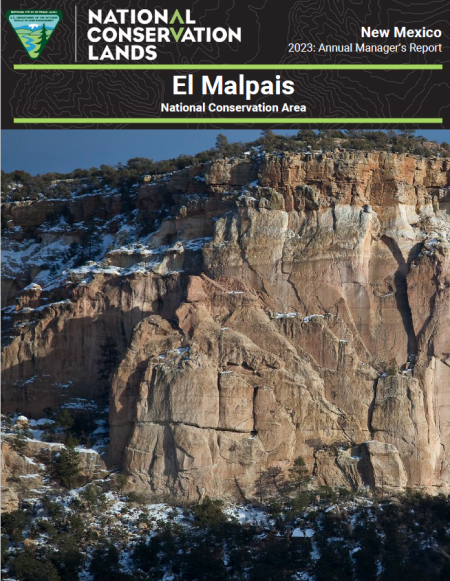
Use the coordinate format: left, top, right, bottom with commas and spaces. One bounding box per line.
6, 10, 62, 59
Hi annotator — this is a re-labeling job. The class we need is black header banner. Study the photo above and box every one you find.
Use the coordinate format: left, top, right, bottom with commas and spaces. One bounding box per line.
2, 0, 449, 129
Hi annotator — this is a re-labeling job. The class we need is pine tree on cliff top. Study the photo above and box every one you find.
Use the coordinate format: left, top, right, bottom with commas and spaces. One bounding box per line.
215, 133, 229, 156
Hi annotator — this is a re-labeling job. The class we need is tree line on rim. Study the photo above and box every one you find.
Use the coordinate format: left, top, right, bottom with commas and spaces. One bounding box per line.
2, 130, 449, 203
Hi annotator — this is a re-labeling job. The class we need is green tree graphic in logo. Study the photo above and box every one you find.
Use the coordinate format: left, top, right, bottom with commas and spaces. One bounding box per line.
7, 10, 62, 59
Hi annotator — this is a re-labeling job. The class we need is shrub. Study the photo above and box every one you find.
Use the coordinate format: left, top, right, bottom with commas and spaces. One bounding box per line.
181, 542, 229, 581
191, 497, 228, 528
315, 540, 353, 581
112, 473, 128, 492
387, 358, 398, 376
9, 550, 61, 581
2, 510, 28, 543
89, 543, 133, 581
127, 491, 147, 505
50, 533, 83, 581
132, 539, 159, 574
80, 484, 102, 508
318, 484, 339, 504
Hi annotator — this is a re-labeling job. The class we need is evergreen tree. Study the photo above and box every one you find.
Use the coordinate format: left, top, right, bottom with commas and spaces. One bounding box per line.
10, 550, 61, 581
181, 543, 229, 581
400, 129, 415, 140
38, 24, 48, 52
353, 523, 381, 581
249, 534, 296, 581
51, 533, 83, 581
255, 466, 286, 503
52, 433, 80, 488
191, 497, 228, 529
261, 129, 277, 152
315, 540, 353, 581
80, 222, 100, 262
283, 456, 312, 513
2, 510, 27, 543
11, 429, 28, 457
89, 543, 132, 581
55, 409, 74, 430
215, 133, 229, 155
2, 413, 14, 432
126, 156, 155, 174
287, 456, 310, 490
297, 129, 316, 143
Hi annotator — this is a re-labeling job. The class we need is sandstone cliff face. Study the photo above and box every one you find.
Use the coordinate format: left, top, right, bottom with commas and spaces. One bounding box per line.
2, 151, 449, 500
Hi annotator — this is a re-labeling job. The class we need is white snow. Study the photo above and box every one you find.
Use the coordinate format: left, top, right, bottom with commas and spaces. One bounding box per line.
292, 528, 315, 538
22, 376, 37, 385
74, 447, 99, 454
303, 314, 325, 323
23, 283, 42, 291
184, 237, 212, 251
275, 312, 298, 319
310, 540, 321, 560
29, 418, 55, 427
224, 505, 270, 525
62, 398, 98, 411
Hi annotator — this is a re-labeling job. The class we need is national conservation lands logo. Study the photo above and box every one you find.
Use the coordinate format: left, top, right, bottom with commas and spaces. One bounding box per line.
86, 9, 241, 60
6, 10, 62, 59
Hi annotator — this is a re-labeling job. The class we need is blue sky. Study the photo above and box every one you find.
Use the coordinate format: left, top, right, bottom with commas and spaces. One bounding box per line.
2, 129, 449, 175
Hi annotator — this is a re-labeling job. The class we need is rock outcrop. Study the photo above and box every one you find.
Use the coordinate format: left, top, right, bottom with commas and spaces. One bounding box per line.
2, 150, 449, 500
1, 437, 108, 512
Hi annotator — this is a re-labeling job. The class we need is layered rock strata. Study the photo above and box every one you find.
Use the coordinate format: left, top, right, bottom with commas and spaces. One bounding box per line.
2, 151, 449, 499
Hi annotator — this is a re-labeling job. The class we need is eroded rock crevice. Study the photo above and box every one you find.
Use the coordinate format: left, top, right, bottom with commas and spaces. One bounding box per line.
381, 235, 418, 360
2, 150, 450, 500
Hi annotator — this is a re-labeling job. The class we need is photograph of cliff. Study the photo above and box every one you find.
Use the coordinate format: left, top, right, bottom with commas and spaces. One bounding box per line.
2, 130, 450, 580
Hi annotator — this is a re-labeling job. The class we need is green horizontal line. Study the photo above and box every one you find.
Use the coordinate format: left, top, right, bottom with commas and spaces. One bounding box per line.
14, 64, 443, 70
14, 118, 443, 124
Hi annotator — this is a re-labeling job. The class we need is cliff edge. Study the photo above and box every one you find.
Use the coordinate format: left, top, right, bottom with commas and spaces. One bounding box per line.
2, 149, 449, 500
